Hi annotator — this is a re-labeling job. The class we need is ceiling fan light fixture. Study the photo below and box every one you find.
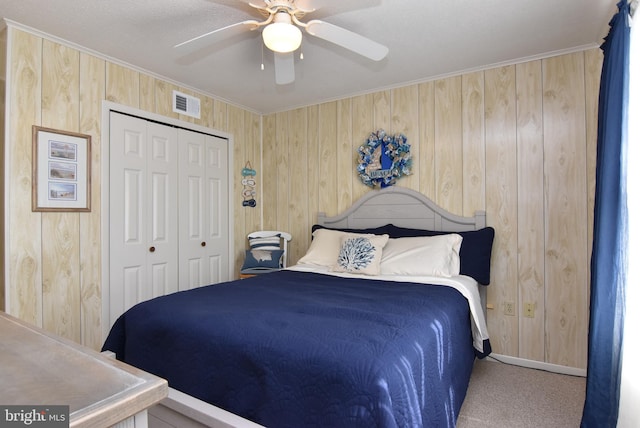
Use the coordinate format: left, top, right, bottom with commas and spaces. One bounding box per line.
262, 14, 302, 53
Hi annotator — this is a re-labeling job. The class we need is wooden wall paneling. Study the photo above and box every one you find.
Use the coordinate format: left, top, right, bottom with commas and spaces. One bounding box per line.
288, 108, 308, 264
336, 99, 353, 214
41, 213, 80, 341
515, 60, 545, 361
105, 62, 139, 108
261, 114, 277, 230
239, 110, 254, 260
212, 99, 228, 132
240, 111, 252, 237
418, 82, 436, 198
41, 40, 81, 342
391, 85, 420, 191
305, 105, 320, 256
434, 76, 463, 213
41, 41, 79, 126
318, 102, 338, 216
542, 53, 589, 369
461, 72, 486, 217
200, 96, 215, 130
153, 81, 179, 119
246, 111, 262, 236
351, 94, 374, 202
372, 90, 391, 132
584, 49, 603, 272
228, 105, 246, 274
8, 29, 43, 326
79, 52, 105, 350
139, 74, 156, 113
275, 112, 289, 233
484, 65, 518, 356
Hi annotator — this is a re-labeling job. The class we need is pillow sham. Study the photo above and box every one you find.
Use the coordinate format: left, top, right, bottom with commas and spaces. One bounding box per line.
298, 228, 381, 267
332, 234, 389, 275
240, 249, 284, 273
386, 225, 495, 285
380, 234, 462, 277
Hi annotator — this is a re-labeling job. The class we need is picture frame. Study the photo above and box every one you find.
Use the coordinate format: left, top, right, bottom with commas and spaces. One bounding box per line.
32, 126, 91, 212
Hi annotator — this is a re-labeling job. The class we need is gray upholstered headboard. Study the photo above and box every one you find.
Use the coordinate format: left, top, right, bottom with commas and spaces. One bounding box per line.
317, 186, 488, 313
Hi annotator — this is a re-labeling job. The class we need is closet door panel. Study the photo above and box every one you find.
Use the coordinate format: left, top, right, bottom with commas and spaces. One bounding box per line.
187, 175, 203, 239
109, 112, 179, 327
110, 113, 148, 322
123, 267, 142, 314
204, 136, 229, 282
178, 129, 229, 289
147, 122, 179, 296
208, 254, 223, 285
179, 130, 207, 290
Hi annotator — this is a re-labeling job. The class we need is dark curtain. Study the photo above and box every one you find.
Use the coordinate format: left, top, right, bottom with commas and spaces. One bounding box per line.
581, 1, 630, 426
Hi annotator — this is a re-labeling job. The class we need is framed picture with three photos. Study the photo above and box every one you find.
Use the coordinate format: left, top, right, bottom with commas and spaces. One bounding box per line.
32, 126, 91, 212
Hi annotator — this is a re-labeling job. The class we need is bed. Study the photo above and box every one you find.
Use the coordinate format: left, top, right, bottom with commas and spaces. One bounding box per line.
102, 187, 494, 428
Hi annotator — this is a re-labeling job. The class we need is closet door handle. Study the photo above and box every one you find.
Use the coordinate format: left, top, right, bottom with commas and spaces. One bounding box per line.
201, 242, 207, 247
149, 246, 156, 253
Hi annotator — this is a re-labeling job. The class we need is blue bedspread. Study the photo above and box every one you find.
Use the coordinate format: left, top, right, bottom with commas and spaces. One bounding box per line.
103, 270, 477, 428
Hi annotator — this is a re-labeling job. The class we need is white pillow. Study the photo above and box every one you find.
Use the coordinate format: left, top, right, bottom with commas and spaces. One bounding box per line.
297, 229, 369, 266
380, 234, 463, 277
331, 234, 389, 275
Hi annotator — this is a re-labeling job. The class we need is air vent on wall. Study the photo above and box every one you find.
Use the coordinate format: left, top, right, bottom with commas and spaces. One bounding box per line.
173, 90, 201, 119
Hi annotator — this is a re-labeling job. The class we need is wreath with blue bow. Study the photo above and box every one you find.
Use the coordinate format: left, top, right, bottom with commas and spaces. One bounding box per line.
357, 129, 412, 188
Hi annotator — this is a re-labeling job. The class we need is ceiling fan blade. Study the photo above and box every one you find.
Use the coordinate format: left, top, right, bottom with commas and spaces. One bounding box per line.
174, 20, 260, 52
305, 20, 389, 61
274, 52, 295, 85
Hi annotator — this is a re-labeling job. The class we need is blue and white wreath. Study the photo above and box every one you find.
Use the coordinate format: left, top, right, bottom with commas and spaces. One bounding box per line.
357, 129, 412, 188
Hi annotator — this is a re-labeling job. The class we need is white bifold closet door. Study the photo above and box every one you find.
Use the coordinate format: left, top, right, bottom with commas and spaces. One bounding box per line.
109, 111, 229, 326
177, 128, 229, 291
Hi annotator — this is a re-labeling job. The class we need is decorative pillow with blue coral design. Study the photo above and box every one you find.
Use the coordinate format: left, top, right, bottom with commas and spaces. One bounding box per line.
332, 234, 389, 275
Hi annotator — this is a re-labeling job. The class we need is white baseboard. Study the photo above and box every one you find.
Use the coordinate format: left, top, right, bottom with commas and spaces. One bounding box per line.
487, 353, 587, 377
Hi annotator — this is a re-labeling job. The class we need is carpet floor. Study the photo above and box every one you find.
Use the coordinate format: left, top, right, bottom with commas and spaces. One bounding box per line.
457, 359, 586, 427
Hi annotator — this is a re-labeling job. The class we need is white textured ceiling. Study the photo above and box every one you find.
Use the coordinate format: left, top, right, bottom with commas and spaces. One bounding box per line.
0, 0, 616, 114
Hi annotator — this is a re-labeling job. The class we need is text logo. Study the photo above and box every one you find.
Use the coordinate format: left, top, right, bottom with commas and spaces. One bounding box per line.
0, 406, 69, 427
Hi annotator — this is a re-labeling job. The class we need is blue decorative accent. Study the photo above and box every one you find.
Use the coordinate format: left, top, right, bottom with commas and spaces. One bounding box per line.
336, 237, 375, 271
240, 249, 284, 274
357, 129, 412, 188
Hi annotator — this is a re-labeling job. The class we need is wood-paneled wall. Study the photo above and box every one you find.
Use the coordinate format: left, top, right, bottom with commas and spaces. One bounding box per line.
3, 26, 260, 350
3, 24, 602, 369
261, 49, 602, 369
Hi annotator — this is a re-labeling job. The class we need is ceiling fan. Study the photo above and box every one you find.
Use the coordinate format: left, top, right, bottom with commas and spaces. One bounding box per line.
174, 0, 389, 85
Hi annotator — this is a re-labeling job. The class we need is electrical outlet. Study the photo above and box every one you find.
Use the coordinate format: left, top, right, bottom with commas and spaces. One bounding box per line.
504, 302, 515, 316
524, 302, 535, 318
